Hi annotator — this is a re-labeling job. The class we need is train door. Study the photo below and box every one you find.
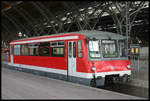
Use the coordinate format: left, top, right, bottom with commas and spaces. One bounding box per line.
67, 41, 76, 79
10, 45, 14, 64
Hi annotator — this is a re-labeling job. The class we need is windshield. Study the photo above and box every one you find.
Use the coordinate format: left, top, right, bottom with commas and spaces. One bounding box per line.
88, 39, 127, 59
102, 40, 118, 58
88, 40, 101, 58
118, 40, 127, 57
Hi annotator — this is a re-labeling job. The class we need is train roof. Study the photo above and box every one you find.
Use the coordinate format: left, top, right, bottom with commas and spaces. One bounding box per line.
11, 30, 126, 43
73, 30, 126, 40
44, 30, 126, 40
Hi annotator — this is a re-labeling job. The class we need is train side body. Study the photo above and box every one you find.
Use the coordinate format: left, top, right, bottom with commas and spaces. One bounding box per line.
8, 30, 131, 86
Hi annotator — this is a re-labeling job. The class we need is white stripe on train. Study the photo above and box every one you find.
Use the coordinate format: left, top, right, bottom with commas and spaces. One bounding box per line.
8, 63, 131, 79
10, 36, 79, 45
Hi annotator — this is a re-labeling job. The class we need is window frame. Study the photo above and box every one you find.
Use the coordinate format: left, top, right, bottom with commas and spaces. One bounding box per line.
28, 43, 40, 56
21, 44, 29, 56
101, 39, 118, 58
118, 40, 127, 57
14, 44, 21, 56
51, 41, 65, 57
10, 45, 14, 55
39, 42, 50, 56
88, 40, 101, 58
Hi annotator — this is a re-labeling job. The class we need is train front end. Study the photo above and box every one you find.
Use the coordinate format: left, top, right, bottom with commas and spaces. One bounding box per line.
86, 33, 131, 87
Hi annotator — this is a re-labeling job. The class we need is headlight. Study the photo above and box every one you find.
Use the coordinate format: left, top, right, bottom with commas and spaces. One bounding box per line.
127, 65, 131, 69
92, 67, 96, 72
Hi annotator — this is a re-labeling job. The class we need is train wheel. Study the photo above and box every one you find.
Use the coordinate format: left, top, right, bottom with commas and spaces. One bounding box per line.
90, 79, 96, 87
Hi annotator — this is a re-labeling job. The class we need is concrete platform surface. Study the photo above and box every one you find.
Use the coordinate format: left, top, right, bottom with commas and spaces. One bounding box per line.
2, 66, 144, 99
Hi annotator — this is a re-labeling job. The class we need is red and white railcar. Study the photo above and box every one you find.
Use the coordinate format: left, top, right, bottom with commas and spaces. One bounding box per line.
8, 30, 131, 86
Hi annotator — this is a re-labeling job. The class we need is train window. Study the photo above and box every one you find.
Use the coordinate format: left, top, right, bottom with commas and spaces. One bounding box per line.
39, 48, 50, 56
69, 42, 72, 57
39, 42, 50, 56
58, 41, 64, 46
14, 45, 20, 55
89, 40, 101, 58
102, 40, 118, 58
40, 42, 50, 47
51, 47, 64, 57
21, 44, 28, 56
118, 40, 127, 57
73, 42, 76, 57
51, 41, 65, 57
51, 41, 64, 47
28, 43, 39, 56
11, 46, 13, 55
51, 42, 57, 46
78, 40, 83, 58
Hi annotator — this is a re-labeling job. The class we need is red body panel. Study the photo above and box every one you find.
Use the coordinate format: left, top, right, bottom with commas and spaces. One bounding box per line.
87, 60, 131, 73
76, 39, 89, 73
13, 56, 67, 70
9, 34, 85, 71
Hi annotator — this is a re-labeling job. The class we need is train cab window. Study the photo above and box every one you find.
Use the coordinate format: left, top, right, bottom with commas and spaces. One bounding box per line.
118, 40, 127, 57
78, 40, 82, 58
73, 42, 76, 57
102, 40, 118, 58
21, 44, 28, 56
28, 43, 39, 56
14, 45, 21, 55
89, 40, 101, 58
39, 42, 50, 56
51, 41, 64, 57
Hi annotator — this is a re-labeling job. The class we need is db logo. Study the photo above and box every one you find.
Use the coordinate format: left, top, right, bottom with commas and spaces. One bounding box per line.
110, 66, 114, 70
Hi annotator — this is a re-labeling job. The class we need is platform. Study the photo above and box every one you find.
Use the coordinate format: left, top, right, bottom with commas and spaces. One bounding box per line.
2, 64, 144, 99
